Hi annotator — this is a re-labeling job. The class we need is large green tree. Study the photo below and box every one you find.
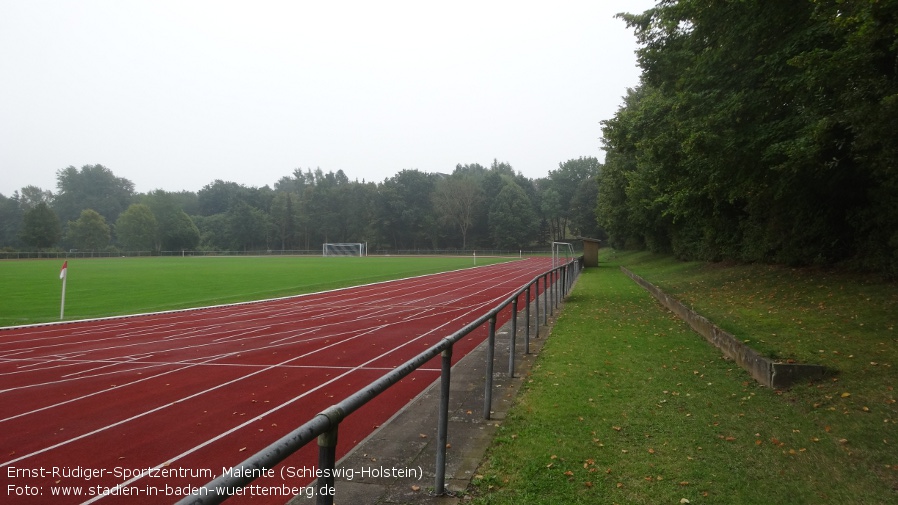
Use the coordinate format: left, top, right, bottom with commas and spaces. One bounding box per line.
165, 210, 200, 252
194, 213, 230, 251
542, 157, 601, 241
228, 200, 269, 251
377, 170, 438, 250
570, 175, 602, 239
67, 209, 110, 251
116, 204, 158, 252
141, 190, 200, 252
270, 192, 297, 250
0, 193, 24, 247
20, 201, 61, 251
18, 186, 53, 212
432, 176, 483, 250
53, 164, 134, 225
489, 179, 538, 249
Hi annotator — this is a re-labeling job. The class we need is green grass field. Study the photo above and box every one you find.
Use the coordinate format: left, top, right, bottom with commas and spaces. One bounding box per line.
0, 255, 510, 327
470, 250, 897, 504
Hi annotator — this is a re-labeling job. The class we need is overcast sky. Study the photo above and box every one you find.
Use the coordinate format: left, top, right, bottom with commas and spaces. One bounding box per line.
0, 0, 654, 197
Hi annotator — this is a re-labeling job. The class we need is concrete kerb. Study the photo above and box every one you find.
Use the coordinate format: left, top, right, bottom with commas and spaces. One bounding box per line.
620, 266, 827, 389
286, 293, 566, 505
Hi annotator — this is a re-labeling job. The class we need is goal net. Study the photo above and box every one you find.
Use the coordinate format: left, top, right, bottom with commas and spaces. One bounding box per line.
322, 243, 366, 257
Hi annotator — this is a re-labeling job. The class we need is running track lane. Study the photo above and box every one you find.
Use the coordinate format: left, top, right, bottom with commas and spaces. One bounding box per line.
0, 258, 555, 504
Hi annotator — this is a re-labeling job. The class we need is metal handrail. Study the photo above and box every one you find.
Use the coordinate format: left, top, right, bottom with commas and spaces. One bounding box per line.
175, 258, 581, 505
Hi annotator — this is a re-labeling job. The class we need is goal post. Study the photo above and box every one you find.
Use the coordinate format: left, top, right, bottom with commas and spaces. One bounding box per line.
552, 241, 574, 269
322, 243, 367, 257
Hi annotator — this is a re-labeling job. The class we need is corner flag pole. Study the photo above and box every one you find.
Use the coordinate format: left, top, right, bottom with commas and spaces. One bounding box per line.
59, 261, 68, 320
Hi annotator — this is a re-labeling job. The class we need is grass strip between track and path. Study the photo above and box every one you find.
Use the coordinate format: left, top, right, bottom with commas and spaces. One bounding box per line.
0, 255, 510, 327
469, 251, 897, 504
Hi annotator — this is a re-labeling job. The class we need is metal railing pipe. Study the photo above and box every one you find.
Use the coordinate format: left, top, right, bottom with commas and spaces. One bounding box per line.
549, 269, 558, 316
316, 425, 338, 505
534, 278, 540, 339
483, 316, 497, 419
508, 296, 517, 377
434, 346, 453, 495
525, 284, 531, 353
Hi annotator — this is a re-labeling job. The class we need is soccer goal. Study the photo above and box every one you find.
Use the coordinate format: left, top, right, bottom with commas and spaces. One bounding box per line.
322, 242, 367, 257
552, 241, 574, 269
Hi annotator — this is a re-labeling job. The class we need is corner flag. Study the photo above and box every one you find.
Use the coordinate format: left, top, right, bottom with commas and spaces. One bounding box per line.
60, 261, 68, 319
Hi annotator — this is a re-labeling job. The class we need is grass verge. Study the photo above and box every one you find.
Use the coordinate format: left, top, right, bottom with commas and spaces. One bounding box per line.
469, 251, 897, 504
0, 255, 508, 327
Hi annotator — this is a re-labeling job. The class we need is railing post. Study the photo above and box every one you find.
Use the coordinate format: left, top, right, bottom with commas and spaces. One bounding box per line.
525, 284, 531, 353
508, 296, 517, 377
543, 274, 549, 324
566, 263, 572, 294
550, 270, 556, 314
554, 269, 559, 309
434, 345, 453, 495
549, 269, 557, 316
316, 426, 338, 505
552, 268, 561, 308
566, 264, 571, 294
483, 316, 496, 419
557, 268, 562, 303
534, 279, 540, 338
562, 266, 567, 297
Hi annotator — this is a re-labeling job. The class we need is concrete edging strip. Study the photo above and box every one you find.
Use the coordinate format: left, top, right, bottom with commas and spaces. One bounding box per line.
620, 266, 827, 389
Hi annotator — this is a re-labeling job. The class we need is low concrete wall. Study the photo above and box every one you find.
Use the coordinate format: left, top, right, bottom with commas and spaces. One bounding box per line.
621, 267, 826, 389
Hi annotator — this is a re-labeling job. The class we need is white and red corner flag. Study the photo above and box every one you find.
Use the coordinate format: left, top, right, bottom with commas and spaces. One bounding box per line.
59, 260, 68, 280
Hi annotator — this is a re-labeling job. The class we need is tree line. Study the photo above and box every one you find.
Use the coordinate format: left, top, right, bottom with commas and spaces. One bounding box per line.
597, 0, 898, 276
0, 158, 601, 254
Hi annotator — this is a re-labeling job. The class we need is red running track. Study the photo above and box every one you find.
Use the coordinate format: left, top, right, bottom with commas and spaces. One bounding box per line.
0, 258, 554, 504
